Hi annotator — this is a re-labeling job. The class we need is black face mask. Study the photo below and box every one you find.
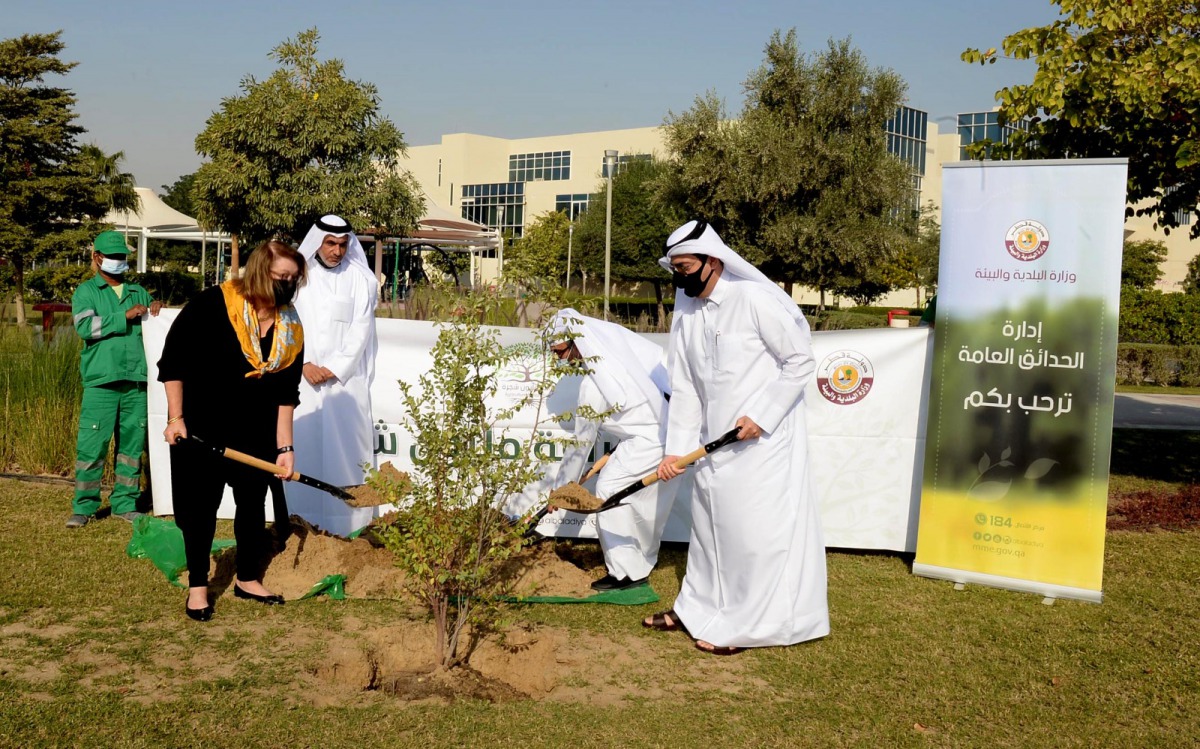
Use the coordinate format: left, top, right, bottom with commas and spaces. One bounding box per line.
273, 279, 298, 307
672, 263, 713, 298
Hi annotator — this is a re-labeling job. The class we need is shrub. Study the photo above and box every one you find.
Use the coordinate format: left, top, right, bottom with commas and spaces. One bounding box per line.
24, 265, 95, 303
1116, 344, 1200, 387
372, 291, 568, 669
128, 270, 201, 306
1119, 288, 1200, 345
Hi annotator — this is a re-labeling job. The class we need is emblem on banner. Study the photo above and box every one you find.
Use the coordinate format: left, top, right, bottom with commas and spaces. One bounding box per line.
1004, 220, 1050, 261
817, 350, 874, 405
496, 342, 553, 405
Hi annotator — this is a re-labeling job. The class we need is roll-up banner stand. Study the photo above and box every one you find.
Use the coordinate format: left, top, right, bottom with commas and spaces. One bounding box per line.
914, 159, 1128, 602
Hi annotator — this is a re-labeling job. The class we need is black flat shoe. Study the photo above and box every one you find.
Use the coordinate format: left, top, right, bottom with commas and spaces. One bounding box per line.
186, 604, 214, 622
234, 585, 285, 605
590, 574, 649, 591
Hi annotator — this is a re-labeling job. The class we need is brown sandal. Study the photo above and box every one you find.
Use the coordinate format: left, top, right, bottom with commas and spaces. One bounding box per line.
642, 609, 684, 631
695, 640, 745, 656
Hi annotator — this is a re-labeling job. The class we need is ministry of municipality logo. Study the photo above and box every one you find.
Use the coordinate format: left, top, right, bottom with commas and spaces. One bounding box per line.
817, 350, 874, 405
1004, 219, 1050, 261
496, 342, 551, 403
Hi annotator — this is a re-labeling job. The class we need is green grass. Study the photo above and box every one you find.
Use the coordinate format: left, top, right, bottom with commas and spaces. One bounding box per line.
2, 477, 1198, 748
1115, 384, 1200, 395
0, 325, 83, 475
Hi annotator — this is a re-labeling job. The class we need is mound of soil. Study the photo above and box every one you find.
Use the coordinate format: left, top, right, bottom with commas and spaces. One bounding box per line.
311, 619, 706, 704
548, 481, 603, 511
243, 516, 602, 601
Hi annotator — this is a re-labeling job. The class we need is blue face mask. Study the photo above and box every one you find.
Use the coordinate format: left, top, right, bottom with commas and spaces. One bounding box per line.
99, 256, 129, 275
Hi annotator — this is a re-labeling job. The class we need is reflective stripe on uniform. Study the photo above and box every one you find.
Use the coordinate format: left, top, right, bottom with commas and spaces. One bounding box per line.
75, 479, 102, 491
74, 310, 96, 325
116, 453, 139, 469
114, 474, 139, 488
75, 459, 104, 473
91, 315, 102, 339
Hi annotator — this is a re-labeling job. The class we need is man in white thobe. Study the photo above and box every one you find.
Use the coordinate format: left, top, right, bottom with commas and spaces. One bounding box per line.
288, 215, 379, 525
546, 309, 678, 591
648, 220, 829, 654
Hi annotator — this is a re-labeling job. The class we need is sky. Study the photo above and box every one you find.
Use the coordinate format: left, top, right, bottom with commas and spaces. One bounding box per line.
8, 0, 1064, 193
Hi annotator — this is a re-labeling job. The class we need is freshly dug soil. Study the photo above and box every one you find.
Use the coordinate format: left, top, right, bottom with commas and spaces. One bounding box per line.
226, 516, 602, 601
548, 481, 603, 511
342, 463, 412, 507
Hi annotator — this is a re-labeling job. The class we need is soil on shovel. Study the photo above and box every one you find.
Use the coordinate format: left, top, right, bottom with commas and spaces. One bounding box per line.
547, 481, 604, 511
342, 463, 412, 507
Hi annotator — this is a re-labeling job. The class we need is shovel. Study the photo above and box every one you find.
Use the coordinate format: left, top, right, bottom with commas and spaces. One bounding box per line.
521, 449, 613, 536
530, 426, 742, 527
182, 435, 356, 502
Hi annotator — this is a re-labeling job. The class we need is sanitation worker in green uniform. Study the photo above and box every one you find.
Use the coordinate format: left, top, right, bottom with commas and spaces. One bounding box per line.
66, 231, 162, 528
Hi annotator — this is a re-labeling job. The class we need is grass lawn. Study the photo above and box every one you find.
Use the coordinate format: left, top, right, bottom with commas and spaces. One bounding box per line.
2, 469, 1198, 749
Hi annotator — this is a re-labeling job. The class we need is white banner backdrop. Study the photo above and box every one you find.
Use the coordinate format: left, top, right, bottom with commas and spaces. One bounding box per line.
145, 316, 931, 551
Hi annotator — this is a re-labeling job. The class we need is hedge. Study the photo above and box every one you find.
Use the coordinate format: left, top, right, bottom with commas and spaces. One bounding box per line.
1116, 344, 1200, 387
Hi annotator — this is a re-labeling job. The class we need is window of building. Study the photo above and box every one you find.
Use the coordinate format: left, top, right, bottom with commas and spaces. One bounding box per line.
555, 193, 591, 220
601, 153, 652, 178
461, 182, 525, 247
885, 106, 928, 210
958, 111, 1029, 160
509, 151, 571, 182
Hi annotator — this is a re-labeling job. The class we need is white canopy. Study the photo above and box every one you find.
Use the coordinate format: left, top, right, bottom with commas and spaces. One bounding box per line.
102, 187, 229, 272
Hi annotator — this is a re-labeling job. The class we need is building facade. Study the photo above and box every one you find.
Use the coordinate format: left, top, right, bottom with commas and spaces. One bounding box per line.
401, 107, 1195, 300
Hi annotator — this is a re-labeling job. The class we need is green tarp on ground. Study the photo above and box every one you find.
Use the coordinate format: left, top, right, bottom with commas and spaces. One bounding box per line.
125, 516, 345, 599
514, 584, 659, 606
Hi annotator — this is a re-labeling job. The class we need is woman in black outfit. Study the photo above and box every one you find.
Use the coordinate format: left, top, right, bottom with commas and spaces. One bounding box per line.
159, 240, 306, 621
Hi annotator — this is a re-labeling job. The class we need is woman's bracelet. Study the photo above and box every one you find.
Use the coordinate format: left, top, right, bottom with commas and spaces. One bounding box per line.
277, 445, 295, 455
167, 415, 184, 425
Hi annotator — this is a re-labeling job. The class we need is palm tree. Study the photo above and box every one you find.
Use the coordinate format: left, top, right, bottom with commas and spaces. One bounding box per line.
78, 144, 138, 216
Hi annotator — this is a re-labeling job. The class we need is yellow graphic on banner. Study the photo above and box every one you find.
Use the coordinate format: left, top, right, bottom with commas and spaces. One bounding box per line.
915, 486, 1107, 591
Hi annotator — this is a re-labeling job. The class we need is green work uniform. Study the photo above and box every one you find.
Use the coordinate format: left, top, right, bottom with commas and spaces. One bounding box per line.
71, 274, 154, 516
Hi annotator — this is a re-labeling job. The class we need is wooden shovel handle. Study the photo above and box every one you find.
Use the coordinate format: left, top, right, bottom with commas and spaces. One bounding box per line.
635, 443, 710, 490
581, 452, 611, 482
222, 445, 298, 480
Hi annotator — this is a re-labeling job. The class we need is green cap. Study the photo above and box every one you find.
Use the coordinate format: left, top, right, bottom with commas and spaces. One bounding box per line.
93, 231, 131, 256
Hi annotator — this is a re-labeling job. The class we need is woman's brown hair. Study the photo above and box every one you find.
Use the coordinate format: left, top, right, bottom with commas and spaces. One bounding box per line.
235, 240, 307, 309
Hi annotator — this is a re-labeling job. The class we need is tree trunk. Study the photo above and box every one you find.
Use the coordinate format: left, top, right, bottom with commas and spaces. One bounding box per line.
230, 233, 240, 278
373, 234, 384, 288
784, 280, 794, 297
434, 596, 448, 669
653, 281, 665, 331
818, 287, 826, 313
13, 256, 26, 326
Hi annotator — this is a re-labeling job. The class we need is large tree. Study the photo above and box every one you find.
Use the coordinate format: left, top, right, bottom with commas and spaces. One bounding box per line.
963, 0, 1200, 238
0, 32, 130, 323
575, 157, 682, 326
160, 172, 199, 217
193, 28, 417, 273
505, 209, 571, 284
661, 32, 917, 309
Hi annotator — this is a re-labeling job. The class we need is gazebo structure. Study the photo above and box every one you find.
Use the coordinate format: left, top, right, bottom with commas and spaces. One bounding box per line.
362, 197, 501, 296
102, 187, 230, 275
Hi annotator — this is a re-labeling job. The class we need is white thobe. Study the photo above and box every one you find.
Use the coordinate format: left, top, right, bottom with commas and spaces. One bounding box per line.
666, 275, 829, 648
558, 375, 679, 581
290, 258, 378, 498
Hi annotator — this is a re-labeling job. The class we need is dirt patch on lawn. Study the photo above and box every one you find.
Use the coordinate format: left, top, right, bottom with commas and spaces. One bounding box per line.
1108, 484, 1200, 531
308, 618, 760, 705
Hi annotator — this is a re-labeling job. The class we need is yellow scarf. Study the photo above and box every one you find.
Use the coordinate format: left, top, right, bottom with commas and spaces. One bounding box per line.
220, 280, 304, 378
